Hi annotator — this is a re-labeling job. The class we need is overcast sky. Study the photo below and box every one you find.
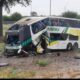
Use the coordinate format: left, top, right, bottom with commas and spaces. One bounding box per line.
3, 0, 80, 16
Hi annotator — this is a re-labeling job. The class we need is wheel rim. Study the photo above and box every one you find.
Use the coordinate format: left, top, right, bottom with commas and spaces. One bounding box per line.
73, 44, 78, 50
67, 44, 72, 50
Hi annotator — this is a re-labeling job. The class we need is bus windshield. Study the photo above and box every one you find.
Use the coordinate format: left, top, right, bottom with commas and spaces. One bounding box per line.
6, 35, 19, 44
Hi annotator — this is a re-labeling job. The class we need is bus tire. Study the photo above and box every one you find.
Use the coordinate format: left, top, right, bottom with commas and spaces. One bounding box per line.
67, 43, 72, 51
73, 43, 78, 51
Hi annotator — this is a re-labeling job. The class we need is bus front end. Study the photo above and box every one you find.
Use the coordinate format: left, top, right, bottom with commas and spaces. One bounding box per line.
5, 30, 21, 56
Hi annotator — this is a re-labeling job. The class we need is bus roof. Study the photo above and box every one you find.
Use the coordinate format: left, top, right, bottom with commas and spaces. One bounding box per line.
14, 17, 48, 26
50, 16, 80, 21
13, 16, 80, 27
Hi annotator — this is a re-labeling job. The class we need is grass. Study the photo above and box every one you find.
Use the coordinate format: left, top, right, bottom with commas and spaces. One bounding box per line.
0, 43, 4, 54
3, 24, 11, 36
0, 67, 36, 79
0, 24, 10, 54
36, 60, 49, 67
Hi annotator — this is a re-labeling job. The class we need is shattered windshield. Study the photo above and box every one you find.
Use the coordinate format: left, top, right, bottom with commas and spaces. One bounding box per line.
7, 35, 19, 44
9, 24, 20, 30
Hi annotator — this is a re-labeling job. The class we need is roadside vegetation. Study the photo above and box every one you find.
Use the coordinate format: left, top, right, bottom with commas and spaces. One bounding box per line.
0, 67, 36, 79
3, 24, 10, 36
0, 24, 10, 54
36, 60, 49, 67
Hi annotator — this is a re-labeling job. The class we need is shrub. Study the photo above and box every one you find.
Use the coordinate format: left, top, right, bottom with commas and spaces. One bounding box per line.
36, 60, 49, 67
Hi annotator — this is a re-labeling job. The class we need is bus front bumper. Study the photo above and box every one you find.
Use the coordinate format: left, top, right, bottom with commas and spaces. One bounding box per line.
5, 45, 21, 53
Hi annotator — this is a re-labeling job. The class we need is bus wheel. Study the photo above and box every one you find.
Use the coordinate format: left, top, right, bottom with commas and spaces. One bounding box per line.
67, 43, 72, 51
73, 43, 78, 51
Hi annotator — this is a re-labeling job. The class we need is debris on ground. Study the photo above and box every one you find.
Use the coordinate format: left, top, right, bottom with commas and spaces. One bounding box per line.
0, 63, 9, 67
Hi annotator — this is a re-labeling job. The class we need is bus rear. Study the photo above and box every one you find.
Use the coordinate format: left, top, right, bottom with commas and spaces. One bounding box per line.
47, 17, 80, 50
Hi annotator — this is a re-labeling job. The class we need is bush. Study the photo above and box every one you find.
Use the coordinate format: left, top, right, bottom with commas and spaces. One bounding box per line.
10, 12, 22, 21
62, 11, 78, 18
3, 15, 12, 21
36, 60, 49, 67
3, 12, 22, 21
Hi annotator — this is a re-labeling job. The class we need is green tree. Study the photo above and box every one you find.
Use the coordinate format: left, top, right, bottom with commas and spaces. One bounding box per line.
0, 0, 31, 37
10, 12, 22, 21
62, 11, 78, 18
3, 15, 11, 21
76, 15, 80, 19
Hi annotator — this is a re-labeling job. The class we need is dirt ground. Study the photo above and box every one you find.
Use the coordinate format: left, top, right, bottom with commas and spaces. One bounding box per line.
0, 51, 80, 79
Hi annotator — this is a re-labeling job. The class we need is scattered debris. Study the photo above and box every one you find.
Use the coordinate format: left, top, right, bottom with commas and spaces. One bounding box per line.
57, 52, 61, 57
0, 63, 9, 67
74, 52, 80, 59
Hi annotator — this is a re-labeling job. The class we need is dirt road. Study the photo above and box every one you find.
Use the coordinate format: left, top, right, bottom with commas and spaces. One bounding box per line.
0, 51, 80, 78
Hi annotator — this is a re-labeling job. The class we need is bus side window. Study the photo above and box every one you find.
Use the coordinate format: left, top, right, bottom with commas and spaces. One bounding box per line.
59, 19, 69, 27
39, 21, 46, 30
69, 35, 78, 40
68, 20, 78, 28
51, 18, 59, 26
41, 18, 49, 26
32, 23, 39, 34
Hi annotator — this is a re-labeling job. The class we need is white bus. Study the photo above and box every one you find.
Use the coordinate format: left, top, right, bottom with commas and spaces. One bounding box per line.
47, 17, 80, 50
5, 16, 80, 57
5, 17, 49, 56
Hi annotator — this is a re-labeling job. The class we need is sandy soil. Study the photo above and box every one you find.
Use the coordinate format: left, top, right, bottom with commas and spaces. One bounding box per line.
0, 51, 80, 78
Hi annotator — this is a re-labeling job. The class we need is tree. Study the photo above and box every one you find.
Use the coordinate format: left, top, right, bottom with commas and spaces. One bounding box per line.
62, 11, 78, 18
0, 0, 31, 37
30, 11, 38, 16
3, 15, 11, 21
76, 15, 80, 19
10, 12, 22, 21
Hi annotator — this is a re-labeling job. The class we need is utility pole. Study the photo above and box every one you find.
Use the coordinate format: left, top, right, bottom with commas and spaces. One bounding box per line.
50, 0, 51, 16
30, 4, 32, 16
49, 0, 52, 26
64, 0, 68, 12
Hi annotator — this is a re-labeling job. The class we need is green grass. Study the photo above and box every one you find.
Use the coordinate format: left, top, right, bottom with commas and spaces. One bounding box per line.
0, 43, 4, 54
3, 24, 10, 36
36, 60, 49, 67
0, 67, 36, 79
0, 24, 10, 54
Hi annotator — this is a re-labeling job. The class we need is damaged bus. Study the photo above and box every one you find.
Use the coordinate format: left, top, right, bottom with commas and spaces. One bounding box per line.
4, 17, 49, 57
5, 16, 80, 57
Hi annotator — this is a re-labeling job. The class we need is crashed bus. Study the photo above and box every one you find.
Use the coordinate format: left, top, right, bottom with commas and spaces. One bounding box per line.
47, 17, 80, 50
4, 16, 80, 57
4, 17, 49, 56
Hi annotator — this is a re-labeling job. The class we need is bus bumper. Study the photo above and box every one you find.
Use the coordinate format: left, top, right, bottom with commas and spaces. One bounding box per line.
5, 45, 21, 53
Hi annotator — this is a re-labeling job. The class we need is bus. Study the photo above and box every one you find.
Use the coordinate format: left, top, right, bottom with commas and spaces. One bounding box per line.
5, 17, 49, 56
47, 17, 80, 50
5, 16, 80, 57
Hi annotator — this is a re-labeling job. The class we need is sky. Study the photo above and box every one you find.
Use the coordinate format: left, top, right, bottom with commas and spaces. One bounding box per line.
3, 0, 80, 16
